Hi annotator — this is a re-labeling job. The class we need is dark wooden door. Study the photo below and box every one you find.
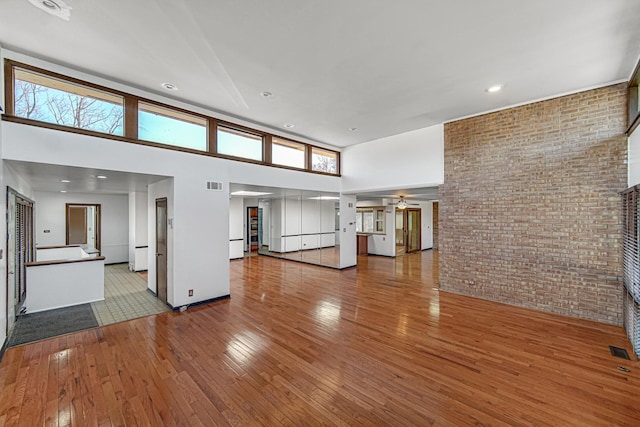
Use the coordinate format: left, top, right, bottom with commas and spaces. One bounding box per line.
405, 208, 421, 253
67, 206, 87, 244
156, 198, 168, 303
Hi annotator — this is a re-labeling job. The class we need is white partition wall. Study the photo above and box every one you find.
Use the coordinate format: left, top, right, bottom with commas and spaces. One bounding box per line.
229, 197, 244, 259
129, 191, 148, 271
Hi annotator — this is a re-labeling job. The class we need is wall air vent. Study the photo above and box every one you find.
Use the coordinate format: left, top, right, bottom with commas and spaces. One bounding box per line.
206, 181, 223, 191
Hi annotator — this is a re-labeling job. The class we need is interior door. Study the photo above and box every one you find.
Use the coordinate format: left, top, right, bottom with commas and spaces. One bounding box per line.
406, 208, 421, 253
67, 206, 87, 244
156, 198, 168, 303
66, 204, 101, 251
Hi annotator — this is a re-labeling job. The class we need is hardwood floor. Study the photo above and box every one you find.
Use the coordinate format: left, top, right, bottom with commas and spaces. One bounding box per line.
0, 251, 638, 426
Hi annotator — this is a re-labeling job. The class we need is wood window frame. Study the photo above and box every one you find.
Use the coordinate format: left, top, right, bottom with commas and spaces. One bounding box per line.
3, 59, 341, 176
628, 59, 640, 135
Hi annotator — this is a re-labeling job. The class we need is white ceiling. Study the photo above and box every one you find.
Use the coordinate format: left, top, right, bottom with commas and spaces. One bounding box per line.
2, 0, 640, 149
6, 161, 169, 194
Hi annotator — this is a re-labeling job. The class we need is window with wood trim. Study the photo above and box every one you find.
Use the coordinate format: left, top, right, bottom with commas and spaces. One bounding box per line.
217, 126, 263, 161
13, 67, 124, 135
4, 59, 341, 176
272, 137, 306, 169
355, 207, 385, 234
138, 101, 208, 151
312, 147, 338, 174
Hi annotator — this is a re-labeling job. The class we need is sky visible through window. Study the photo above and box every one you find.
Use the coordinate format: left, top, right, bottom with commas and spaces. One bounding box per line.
14, 77, 124, 135
217, 128, 263, 161
13, 67, 339, 174
138, 109, 207, 151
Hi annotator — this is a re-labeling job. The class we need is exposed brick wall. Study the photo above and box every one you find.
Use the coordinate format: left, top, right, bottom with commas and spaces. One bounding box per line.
440, 84, 628, 325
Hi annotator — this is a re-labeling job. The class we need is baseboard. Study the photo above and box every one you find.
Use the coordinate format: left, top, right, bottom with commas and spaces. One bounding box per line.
146, 288, 157, 297
257, 252, 351, 270
168, 294, 231, 312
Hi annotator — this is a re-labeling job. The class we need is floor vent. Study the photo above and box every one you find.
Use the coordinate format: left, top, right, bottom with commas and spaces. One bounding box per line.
206, 181, 223, 191
609, 345, 631, 360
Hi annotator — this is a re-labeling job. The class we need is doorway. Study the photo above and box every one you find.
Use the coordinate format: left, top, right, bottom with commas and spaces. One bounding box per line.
155, 198, 168, 303
396, 208, 421, 255
6, 188, 34, 335
247, 207, 259, 252
66, 203, 101, 251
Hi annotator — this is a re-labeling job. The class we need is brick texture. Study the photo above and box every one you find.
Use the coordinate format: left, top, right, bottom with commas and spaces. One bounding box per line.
440, 84, 628, 325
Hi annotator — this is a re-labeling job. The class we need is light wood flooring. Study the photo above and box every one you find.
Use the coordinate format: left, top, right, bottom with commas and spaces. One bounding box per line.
0, 251, 638, 426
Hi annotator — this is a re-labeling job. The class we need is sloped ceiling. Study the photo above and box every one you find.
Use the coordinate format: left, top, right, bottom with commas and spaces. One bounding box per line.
1, 0, 640, 148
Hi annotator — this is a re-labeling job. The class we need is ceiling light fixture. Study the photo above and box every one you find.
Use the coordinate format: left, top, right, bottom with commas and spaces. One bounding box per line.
261, 91, 273, 97
283, 123, 295, 129
161, 82, 178, 91
28, 0, 71, 20
230, 191, 273, 197
397, 199, 408, 209
60, 190, 67, 193
349, 127, 358, 131
96, 175, 107, 179
60, 179, 70, 183
487, 85, 503, 93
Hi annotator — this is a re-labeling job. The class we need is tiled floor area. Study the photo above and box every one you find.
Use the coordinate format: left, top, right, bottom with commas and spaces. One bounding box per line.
90, 264, 169, 326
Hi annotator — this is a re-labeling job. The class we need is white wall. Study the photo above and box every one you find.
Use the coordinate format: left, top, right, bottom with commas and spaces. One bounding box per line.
339, 195, 357, 268
341, 124, 444, 194
147, 178, 174, 301
229, 197, 244, 259
35, 191, 129, 264
629, 128, 640, 187
259, 199, 271, 248
417, 201, 434, 250
129, 191, 148, 271
2, 120, 339, 309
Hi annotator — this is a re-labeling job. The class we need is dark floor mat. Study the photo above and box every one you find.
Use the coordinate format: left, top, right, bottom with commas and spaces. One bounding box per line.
8, 304, 99, 347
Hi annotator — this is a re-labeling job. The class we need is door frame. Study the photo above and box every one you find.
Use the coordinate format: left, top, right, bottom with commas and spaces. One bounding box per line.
65, 203, 101, 252
6, 187, 35, 335
405, 208, 422, 254
395, 207, 422, 255
155, 197, 168, 304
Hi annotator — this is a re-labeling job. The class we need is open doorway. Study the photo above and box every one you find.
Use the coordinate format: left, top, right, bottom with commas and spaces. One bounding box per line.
396, 208, 421, 255
66, 203, 101, 252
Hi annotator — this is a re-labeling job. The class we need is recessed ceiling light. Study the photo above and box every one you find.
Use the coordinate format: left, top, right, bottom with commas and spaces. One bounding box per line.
349, 127, 358, 131
283, 123, 295, 129
261, 91, 273, 97
161, 82, 178, 91
487, 85, 503, 93
29, 0, 71, 21
96, 175, 107, 179
28, 0, 71, 20
60, 179, 70, 183
60, 190, 67, 193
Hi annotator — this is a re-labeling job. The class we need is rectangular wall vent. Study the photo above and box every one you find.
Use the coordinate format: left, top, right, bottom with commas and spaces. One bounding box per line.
206, 181, 223, 191
609, 345, 631, 360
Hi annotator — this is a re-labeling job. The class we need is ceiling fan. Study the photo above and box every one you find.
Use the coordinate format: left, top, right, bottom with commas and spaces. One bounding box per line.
392, 196, 419, 210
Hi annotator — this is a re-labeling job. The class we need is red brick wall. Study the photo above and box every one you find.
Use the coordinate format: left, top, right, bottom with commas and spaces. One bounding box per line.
440, 84, 628, 325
